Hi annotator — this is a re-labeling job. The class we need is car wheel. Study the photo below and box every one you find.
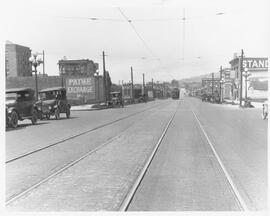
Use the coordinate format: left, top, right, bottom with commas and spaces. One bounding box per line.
66, 108, 70, 118
31, 109, 38, 125
10, 111, 18, 128
55, 108, 60, 120
46, 114, 50, 120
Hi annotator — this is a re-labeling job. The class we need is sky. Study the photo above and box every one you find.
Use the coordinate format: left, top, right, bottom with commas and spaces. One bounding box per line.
1, 0, 269, 84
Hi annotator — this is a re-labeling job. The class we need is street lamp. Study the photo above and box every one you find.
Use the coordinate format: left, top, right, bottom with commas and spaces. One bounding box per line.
243, 68, 252, 102
219, 78, 225, 103
29, 52, 42, 100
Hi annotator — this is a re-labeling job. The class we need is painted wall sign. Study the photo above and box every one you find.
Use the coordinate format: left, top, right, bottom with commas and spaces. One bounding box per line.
66, 77, 94, 94
66, 77, 95, 102
243, 58, 268, 71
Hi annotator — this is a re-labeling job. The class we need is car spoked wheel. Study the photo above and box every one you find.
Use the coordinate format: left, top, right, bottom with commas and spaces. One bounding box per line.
66, 109, 70, 118
31, 109, 38, 125
55, 108, 60, 120
10, 111, 18, 128
46, 114, 50, 120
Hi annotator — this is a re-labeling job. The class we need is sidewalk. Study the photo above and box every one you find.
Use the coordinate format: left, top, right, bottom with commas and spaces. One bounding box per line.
70, 103, 108, 111
71, 99, 156, 111
223, 99, 264, 108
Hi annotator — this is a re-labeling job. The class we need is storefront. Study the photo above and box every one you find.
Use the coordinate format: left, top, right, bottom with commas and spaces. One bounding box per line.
229, 56, 268, 102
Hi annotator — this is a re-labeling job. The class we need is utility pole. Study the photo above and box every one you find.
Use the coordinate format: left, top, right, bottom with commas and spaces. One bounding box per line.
182, 8, 186, 77
243, 68, 251, 102
212, 72, 214, 103
42, 50, 45, 76
220, 66, 222, 103
142, 73, 145, 96
131, 66, 134, 103
162, 82, 165, 98
182, 8, 186, 61
102, 51, 107, 103
151, 78, 154, 98
239, 49, 244, 107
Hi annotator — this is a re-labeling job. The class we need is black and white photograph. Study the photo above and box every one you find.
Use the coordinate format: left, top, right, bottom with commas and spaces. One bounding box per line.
1, 0, 269, 214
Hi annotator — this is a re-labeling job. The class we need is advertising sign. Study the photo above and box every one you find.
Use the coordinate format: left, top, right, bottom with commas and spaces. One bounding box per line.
66, 77, 95, 101
148, 90, 153, 98
243, 58, 268, 71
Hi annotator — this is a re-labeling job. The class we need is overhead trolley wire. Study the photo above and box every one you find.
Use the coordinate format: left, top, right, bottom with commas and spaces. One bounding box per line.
117, 8, 161, 63
117, 8, 176, 80
56, 16, 125, 22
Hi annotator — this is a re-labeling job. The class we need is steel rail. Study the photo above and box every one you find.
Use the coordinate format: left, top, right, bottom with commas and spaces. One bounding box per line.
6, 123, 136, 205
119, 101, 180, 211
6, 102, 167, 164
190, 106, 249, 211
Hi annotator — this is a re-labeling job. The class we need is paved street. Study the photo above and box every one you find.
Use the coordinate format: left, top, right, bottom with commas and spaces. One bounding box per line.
128, 97, 267, 211
6, 97, 267, 211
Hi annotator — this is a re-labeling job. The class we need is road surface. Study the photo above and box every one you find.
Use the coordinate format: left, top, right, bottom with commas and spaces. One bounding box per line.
6, 97, 267, 211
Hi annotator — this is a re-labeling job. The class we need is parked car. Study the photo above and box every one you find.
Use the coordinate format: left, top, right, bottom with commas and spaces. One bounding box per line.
201, 93, 212, 102
108, 91, 124, 108
6, 88, 38, 128
201, 93, 209, 102
262, 100, 268, 119
36, 87, 71, 120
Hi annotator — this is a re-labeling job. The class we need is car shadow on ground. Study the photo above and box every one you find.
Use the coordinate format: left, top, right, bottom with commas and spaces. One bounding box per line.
6, 122, 50, 132
48, 116, 78, 121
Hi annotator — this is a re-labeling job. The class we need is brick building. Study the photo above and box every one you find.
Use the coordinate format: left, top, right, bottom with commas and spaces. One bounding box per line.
58, 59, 99, 76
5, 41, 32, 77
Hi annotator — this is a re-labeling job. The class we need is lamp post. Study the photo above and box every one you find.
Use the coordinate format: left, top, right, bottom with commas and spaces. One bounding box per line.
243, 68, 251, 102
219, 78, 225, 103
29, 52, 42, 100
219, 66, 223, 103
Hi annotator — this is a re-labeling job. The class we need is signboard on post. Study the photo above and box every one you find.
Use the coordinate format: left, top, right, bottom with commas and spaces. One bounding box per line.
243, 58, 268, 71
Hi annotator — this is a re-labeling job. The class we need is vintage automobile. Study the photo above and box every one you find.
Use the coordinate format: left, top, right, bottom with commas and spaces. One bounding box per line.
36, 87, 71, 120
6, 88, 38, 128
262, 100, 268, 120
201, 92, 220, 103
201, 93, 209, 102
171, 88, 180, 99
108, 91, 124, 108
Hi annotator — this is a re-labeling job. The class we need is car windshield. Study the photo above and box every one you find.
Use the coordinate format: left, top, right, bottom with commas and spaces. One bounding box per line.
111, 93, 120, 97
39, 91, 57, 100
6, 92, 18, 100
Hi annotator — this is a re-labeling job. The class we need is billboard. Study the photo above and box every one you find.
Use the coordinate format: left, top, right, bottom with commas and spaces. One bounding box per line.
243, 58, 268, 71
66, 77, 95, 103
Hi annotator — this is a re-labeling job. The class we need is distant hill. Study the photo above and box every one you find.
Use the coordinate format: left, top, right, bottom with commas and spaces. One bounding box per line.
179, 72, 220, 84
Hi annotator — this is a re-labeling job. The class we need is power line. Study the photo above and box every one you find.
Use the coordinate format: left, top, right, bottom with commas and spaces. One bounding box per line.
117, 8, 177, 80
56, 16, 125, 22
117, 8, 160, 63
56, 11, 226, 23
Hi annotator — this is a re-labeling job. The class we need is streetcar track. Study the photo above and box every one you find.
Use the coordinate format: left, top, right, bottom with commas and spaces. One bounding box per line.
119, 101, 180, 211
6, 101, 171, 205
6, 122, 134, 205
189, 102, 249, 211
6, 102, 167, 164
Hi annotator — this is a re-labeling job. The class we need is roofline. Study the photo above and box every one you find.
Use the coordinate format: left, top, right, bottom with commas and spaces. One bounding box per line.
39, 87, 66, 92
6, 88, 34, 93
